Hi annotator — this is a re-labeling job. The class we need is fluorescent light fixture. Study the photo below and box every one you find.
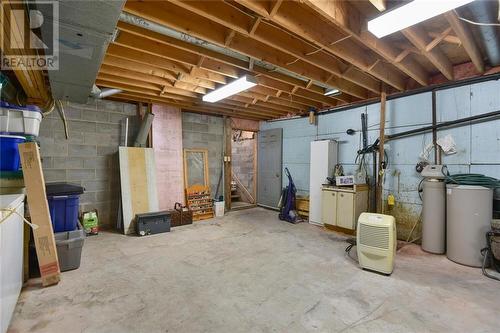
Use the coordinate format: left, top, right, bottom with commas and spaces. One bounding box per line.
367, 0, 475, 38
324, 88, 340, 96
202, 75, 257, 103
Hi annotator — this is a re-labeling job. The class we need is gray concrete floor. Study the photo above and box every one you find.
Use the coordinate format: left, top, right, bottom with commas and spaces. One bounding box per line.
10, 208, 500, 333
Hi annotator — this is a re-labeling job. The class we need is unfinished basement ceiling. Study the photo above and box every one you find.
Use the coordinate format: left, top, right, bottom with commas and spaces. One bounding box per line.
96, 0, 500, 120
39, 0, 125, 103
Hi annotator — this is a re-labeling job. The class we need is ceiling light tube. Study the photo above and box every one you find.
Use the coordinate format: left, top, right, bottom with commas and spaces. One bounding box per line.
202, 75, 257, 103
324, 88, 340, 96
367, 0, 475, 38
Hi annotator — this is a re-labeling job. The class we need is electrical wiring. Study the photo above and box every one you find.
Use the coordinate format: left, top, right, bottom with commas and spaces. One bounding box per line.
345, 238, 358, 263
55, 100, 69, 139
453, 9, 500, 26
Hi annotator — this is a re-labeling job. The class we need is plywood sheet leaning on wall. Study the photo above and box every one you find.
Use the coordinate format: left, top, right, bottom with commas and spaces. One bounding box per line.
119, 147, 159, 234
18, 142, 60, 287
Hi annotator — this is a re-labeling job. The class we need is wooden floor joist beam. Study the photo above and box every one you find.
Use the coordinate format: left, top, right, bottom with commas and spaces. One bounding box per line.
96, 78, 289, 118
403, 26, 454, 80
444, 11, 484, 73
166, 0, 374, 99
296, 0, 429, 87
123, 1, 357, 104
108, 38, 339, 110
235, 0, 409, 90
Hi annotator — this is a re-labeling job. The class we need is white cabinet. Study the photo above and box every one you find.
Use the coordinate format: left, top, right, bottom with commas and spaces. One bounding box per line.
321, 190, 337, 226
337, 192, 355, 229
309, 140, 338, 225
321, 185, 368, 232
0, 194, 25, 333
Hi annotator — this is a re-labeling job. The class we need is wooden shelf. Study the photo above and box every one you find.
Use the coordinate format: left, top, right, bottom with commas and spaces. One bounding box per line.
185, 184, 214, 221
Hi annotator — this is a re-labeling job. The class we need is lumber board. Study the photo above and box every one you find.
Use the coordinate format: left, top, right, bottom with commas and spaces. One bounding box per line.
119, 147, 159, 234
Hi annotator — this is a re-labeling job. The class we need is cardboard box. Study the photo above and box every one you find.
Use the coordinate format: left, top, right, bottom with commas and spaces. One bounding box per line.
18, 142, 60, 286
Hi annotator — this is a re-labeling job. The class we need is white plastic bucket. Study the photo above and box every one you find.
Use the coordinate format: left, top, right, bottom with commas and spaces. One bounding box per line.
215, 201, 225, 217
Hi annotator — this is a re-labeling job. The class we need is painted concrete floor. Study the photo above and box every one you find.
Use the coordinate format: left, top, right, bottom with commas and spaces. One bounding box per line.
9, 208, 500, 333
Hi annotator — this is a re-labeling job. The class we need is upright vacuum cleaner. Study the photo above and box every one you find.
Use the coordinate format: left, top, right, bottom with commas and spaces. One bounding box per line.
278, 167, 298, 223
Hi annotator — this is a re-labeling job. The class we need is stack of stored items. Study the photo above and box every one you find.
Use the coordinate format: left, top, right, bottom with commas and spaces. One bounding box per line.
29, 182, 86, 276
0, 102, 42, 193
45, 183, 86, 272
186, 185, 214, 221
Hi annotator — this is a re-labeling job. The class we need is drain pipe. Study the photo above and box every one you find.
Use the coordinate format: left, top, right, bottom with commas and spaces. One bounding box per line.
98, 88, 123, 99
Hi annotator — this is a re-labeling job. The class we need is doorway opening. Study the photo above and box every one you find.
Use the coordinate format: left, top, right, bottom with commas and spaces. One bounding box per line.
231, 129, 257, 210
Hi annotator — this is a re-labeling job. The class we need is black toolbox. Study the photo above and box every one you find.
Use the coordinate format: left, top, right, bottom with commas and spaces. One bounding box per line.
135, 211, 171, 236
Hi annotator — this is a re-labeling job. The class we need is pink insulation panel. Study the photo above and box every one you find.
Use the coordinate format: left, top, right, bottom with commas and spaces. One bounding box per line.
231, 117, 260, 132
152, 104, 184, 209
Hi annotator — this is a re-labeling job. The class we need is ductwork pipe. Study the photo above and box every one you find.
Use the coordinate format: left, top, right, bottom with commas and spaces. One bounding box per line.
98, 88, 123, 99
466, 1, 500, 66
90, 85, 122, 99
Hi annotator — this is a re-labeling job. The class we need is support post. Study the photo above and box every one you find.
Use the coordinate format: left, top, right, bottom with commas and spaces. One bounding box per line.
432, 90, 441, 164
224, 117, 232, 211
377, 90, 387, 213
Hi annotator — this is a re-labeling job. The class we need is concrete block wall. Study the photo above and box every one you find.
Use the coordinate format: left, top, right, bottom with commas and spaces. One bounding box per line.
182, 112, 224, 198
261, 78, 500, 240
39, 98, 137, 228
232, 136, 255, 200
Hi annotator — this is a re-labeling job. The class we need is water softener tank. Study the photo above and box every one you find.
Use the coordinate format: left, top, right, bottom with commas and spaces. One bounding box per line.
446, 184, 493, 267
422, 179, 446, 254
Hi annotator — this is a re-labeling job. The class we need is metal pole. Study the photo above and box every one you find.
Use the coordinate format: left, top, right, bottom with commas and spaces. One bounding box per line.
432, 90, 439, 164
386, 110, 500, 141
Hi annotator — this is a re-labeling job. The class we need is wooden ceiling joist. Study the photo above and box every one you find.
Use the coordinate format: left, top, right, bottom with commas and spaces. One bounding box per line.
115, 22, 343, 107
444, 11, 484, 73
96, 75, 294, 118
235, 0, 409, 90
368, 0, 386, 11
425, 27, 453, 52
111, 91, 276, 121
107, 44, 191, 75
108, 42, 336, 111
2, 0, 50, 104
102, 55, 219, 90
123, 1, 362, 102
165, 0, 375, 98
428, 32, 461, 46
402, 26, 454, 80
296, 0, 429, 87
95, 0, 494, 121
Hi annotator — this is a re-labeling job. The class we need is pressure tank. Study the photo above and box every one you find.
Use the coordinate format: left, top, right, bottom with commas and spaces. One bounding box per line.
446, 184, 493, 267
422, 179, 446, 254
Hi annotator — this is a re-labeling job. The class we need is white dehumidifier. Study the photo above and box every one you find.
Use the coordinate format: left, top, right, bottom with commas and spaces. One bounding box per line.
356, 213, 397, 274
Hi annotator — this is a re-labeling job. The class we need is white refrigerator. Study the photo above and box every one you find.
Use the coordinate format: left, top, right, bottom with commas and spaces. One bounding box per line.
309, 140, 338, 225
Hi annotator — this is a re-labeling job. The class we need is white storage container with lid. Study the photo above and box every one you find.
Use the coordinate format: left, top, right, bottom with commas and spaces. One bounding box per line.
0, 101, 42, 137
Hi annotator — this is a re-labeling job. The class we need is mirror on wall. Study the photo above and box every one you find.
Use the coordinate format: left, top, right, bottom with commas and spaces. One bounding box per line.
183, 149, 209, 188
